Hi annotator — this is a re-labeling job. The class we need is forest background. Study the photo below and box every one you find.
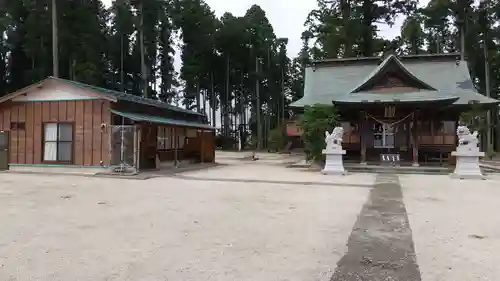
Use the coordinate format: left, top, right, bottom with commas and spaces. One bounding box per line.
0, 0, 498, 149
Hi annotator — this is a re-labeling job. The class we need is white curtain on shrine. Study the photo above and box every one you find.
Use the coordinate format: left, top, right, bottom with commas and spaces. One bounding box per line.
43, 123, 58, 161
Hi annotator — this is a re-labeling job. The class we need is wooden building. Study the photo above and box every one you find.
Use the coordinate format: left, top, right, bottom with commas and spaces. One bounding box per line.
288, 53, 499, 165
0, 77, 214, 172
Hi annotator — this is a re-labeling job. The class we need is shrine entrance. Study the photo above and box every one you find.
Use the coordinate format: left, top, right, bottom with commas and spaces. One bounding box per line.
373, 123, 395, 149
365, 110, 415, 162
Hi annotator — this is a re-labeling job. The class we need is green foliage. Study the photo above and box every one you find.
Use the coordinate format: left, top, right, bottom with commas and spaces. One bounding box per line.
305, 0, 418, 59
0, 0, 295, 151
109, 0, 139, 93
298, 104, 339, 161
459, 102, 487, 133
268, 127, 286, 152
2, 0, 500, 153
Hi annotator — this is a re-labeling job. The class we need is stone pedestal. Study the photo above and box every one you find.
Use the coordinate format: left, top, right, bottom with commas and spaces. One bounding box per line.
451, 149, 485, 179
321, 149, 347, 175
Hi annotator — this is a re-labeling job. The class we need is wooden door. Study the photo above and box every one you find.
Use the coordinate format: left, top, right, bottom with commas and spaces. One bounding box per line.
0, 131, 9, 170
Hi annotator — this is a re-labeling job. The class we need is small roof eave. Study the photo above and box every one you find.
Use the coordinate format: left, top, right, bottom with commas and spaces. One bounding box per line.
111, 109, 215, 130
332, 95, 459, 106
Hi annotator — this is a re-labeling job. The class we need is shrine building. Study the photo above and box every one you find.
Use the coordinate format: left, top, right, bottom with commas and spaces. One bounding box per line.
288, 53, 499, 166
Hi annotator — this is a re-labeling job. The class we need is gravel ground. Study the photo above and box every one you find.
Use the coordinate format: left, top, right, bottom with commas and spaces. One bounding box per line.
178, 162, 375, 186
400, 174, 500, 281
0, 166, 372, 281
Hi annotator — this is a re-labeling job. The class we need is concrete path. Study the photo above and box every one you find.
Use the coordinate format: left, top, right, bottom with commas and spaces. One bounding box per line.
330, 173, 421, 281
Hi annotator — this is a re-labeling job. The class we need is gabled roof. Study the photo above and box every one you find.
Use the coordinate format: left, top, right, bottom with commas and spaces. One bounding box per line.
291, 54, 499, 107
0, 77, 205, 117
349, 54, 436, 93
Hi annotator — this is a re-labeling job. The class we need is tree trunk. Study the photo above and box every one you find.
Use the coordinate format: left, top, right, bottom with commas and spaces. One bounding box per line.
340, 0, 352, 56
281, 64, 285, 126
139, 3, 147, 97
202, 89, 207, 117
196, 78, 200, 113
211, 72, 216, 128
484, 36, 492, 156
256, 57, 262, 150
240, 71, 245, 127
361, 0, 373, 57
224, 55, 231, 141
120, 33, 125, 92
51, 0, 59, 78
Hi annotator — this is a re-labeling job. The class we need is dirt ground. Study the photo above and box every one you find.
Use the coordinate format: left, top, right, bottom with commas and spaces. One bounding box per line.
0, 163, 372, 281
2, 155, 500, 280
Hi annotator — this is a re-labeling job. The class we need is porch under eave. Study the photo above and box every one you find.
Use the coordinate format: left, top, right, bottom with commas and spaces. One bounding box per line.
110, 109, 215, 170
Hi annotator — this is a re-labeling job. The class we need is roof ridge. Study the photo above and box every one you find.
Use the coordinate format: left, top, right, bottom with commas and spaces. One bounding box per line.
312, 53, 461, 65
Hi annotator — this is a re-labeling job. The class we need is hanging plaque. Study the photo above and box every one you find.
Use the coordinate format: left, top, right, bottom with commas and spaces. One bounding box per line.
384, 106, 396, 118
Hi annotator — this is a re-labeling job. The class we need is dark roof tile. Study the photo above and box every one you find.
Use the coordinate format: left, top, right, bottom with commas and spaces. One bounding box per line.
291, 57, 499, 106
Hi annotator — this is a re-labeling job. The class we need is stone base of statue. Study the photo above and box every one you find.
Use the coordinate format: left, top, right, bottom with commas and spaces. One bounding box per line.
321, 148, 347, 175
451, 148, 485, 179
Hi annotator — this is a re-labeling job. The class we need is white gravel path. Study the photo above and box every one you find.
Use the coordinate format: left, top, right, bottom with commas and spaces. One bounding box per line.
400, 174, 500, 281
0, 167, 372, 281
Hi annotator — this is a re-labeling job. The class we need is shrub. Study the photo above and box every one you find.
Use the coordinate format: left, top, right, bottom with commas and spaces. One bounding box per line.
297, 104, 339, 161
268, 127, 286, 152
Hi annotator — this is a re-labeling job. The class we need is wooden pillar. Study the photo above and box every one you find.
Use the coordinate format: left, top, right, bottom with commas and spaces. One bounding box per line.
360, 111, 367, 165
412, 110, 419, 167
173, 127, 178, 166
212, 129, 216, 163
200, 129, 205, 163
134, 125, 140, 171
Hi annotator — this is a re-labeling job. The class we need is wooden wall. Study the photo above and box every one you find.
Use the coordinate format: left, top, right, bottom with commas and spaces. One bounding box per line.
139, 124, 159, 169
0, 100, 111, 166
184, 130, 215, 163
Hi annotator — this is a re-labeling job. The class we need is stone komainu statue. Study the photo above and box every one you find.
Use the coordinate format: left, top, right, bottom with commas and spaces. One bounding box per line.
456, 125, 479, 149
325, 127, 344, 150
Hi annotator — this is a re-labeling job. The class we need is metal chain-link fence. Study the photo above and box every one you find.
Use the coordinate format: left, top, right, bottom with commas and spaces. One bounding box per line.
109, 125, 138, 174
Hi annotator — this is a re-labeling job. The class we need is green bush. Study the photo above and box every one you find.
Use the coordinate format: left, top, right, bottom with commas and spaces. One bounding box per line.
297, 104, 339, 161
268, 127, 286, 152
459, 102, 486, 134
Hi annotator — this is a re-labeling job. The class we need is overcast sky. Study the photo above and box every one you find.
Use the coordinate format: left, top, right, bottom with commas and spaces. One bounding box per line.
102, 0, 431, 58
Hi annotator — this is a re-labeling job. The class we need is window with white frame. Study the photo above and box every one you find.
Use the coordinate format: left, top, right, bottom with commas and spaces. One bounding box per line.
43, 123, 73, 162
